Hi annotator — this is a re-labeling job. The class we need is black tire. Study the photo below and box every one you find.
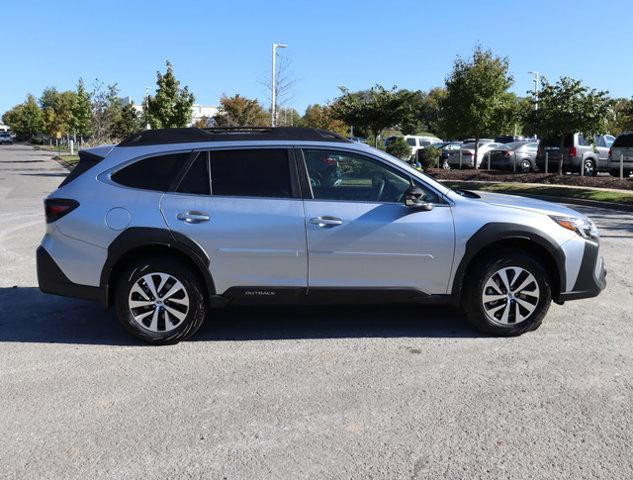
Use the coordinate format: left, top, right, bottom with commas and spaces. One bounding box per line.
519, 158, 532, 173
462, 249, 552, 336
583, 158, 597, 176
609, 169, 620, 177
115, 256, 207, 344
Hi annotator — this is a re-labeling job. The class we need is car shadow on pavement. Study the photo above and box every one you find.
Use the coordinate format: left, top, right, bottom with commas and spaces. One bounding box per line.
0, 287, 481, 346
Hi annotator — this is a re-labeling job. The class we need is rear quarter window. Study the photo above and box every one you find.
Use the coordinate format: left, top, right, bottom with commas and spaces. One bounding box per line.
613, 134, 633, 148
111, 152, 190, 191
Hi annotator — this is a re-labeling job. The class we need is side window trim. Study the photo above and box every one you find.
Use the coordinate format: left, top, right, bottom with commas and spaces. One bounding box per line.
170, 151, 212, 195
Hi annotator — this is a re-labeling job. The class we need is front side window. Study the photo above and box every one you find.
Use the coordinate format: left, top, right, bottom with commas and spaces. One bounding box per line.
111, 152, 190, 191
303, 149, 437, 203
210, 149, 292, 198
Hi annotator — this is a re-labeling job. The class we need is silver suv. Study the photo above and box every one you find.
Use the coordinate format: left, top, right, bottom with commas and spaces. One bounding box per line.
37, 127, 606, 344
536, 133, 615, 175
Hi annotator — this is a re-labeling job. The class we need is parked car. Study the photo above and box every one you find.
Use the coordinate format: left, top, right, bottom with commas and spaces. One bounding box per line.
463, 138, 494, 144
535, 133, 614, 175
348, 136, 367, 144
446, 141, 504, 168
608, 132, 633, 177
0, 132, 14, 144
385, 135, 442, 160
37, 127, 605, 343
488, 142, 539, 172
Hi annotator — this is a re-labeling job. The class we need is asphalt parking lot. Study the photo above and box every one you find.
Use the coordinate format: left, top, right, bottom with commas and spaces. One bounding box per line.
1, 144, 632, 479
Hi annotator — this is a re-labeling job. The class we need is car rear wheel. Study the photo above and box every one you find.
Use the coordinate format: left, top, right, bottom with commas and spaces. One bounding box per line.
115, 257, 207, 344
583, 159, 597, 176
462, 250, 552, 336
519, 159, 532, 173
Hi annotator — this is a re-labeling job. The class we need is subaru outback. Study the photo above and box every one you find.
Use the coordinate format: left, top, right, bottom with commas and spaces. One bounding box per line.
37, 127, 606, 344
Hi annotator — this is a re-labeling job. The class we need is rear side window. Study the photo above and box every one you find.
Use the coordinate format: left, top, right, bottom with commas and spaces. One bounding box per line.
210, 149, 292, 198
176, 152, 210, 195
111, 152, 189, 191
613, 134, 633, 148
406, 138, 417, 146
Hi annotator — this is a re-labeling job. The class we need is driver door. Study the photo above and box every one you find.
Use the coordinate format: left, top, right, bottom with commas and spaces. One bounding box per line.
300, 148, 455, 295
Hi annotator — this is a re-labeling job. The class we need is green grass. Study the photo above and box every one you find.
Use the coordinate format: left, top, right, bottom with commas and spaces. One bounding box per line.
440, 180, 633, 205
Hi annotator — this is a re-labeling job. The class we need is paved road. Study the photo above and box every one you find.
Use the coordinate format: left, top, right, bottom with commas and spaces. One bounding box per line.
1, 144, 632, 479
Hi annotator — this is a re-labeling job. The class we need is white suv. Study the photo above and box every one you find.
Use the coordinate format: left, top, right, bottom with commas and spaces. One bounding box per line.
37, 127, 606, 344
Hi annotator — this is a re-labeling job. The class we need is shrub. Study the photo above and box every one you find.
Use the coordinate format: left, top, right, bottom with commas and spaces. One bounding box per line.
420, 146, 440, 169
385, 137, 412, 160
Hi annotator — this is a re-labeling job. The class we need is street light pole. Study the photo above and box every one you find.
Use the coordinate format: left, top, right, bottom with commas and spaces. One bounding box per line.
528, 71, 540, 110
271, 43, 288, 127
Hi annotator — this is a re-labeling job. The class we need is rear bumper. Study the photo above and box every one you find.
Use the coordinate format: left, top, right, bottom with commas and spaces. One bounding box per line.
37, 246, 105, 304
557, 240, 606, 302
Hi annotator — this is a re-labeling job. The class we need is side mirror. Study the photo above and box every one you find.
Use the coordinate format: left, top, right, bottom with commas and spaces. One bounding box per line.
404, 185, 434, 211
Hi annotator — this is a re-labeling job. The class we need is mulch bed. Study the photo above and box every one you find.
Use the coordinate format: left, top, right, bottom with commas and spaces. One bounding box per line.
425, 168, 633, 191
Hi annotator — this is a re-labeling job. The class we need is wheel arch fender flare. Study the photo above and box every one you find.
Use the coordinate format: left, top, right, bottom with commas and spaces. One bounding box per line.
100, 227, 215, 306
451, 223, 566, 299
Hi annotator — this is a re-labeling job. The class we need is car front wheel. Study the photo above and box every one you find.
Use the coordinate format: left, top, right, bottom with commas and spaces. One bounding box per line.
462, 250, 552, 336
115, 257, 207, 344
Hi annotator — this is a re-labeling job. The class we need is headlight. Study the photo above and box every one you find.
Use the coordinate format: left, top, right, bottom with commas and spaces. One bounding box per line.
550, 216, 599, 239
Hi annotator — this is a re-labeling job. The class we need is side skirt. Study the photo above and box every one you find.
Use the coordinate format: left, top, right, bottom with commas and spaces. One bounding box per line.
214, 286, 454, 306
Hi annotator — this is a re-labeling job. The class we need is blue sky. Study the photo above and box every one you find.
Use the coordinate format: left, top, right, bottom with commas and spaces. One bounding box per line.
2, 0, 632, 116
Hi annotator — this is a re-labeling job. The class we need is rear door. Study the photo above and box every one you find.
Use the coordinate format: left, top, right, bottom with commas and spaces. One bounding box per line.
594, 135, 609, 169
160, 148, 307, 294
299, 148, 455, 295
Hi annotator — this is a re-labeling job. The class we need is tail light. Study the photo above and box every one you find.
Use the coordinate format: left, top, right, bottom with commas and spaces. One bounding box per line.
569, 146, 577, 158
608, 148, 612, 158
44, 198, 79, 223
463, 151, 473, 156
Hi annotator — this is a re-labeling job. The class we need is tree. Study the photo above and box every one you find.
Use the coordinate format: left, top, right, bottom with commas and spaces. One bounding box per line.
214, 94, 269, 127
385, 137, 412, 161
300, 104, 348, 136
439, 46, 515, 166
110, 103, 142, 139
39, 87, 78, 143
144, 61, 195, 129
91, 81, 121, 142
1, 95, 44, 140
606, 98, 633, 135
276, 107, 301, 127
72, 78, 92, 142
331, 85, 416, 146
261, 56, 297, 126
524, 77, 612, 174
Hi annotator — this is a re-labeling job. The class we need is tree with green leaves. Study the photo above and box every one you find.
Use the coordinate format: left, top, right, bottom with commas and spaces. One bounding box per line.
110, 103, 142, 139
439, 46, 515, 167
385, 137, 412, 161
214, 94, 269, 127
144, 61, 195, 129
90, 81, 122, 142
72, 78, 92, 142
1, 94, 44, 140
300, 104, 348, 136
331, 85, 417, 146
524, 77, 612, 175
606, 98, 633, 135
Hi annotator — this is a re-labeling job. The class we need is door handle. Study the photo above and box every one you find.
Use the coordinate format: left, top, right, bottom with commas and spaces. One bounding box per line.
310, 216, 343, 227
177, 211, 210, 224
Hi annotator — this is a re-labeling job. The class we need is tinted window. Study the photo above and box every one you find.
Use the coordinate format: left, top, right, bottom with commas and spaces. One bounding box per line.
303, 149, 437, 203
406, 138, 417, 146
176, 152, 210, 195
613, 134, 633, 148
210, 149, 291, 198
605, 135, 615, 148
111, 152, 189, 191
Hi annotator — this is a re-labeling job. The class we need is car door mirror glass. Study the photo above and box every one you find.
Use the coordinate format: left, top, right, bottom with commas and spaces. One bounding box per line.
404, 186, 434, 210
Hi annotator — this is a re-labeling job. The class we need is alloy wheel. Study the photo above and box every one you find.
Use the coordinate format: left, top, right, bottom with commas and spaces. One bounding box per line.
128, 272, 190, 333
481, 266, 540, 325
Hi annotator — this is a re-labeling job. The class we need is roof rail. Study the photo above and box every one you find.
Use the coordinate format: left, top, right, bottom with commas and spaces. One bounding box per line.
118, 127, 350, 147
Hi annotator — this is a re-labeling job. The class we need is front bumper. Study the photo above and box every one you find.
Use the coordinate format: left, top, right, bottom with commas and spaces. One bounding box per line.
37, 246, 105, 303
557, 240, 606, 302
